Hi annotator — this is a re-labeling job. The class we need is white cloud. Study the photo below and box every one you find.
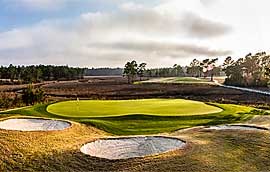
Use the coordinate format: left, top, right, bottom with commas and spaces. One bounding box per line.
200, 0, 217, 7
0, 0, 239, 67
0, 22, 230, 67
0, 29, 34, 50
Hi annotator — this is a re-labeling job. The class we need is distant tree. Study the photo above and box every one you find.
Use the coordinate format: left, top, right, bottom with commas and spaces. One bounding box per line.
123, 60, 138, 83
8, 64, 16, 82
222, 56, 234, 71
224, 52, 270, 87
145, 69, 152, 78
201, 59, 210, 78
200, 58, 218, 81
173, 64, 184, 77
22, 84, 45, 105
187, 59, 201, 77
209, 58, 218, 81
0, 65, 86, 83
137, 63, 147, 81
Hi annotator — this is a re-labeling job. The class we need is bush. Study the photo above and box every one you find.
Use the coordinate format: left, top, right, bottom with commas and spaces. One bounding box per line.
250, 109, 270, 116
22, 84, 45, 105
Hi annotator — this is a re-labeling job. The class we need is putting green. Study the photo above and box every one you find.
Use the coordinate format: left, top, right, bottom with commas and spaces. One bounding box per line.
47, 99, 223, 118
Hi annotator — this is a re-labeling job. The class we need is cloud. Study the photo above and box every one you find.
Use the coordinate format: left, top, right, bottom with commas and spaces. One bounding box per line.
90, 41, 232, 57
200, 0, 217, 6
80, 5, 232, 40
0, 29, 34, 50
0, 1, 233, 67
182, 12, 232, 38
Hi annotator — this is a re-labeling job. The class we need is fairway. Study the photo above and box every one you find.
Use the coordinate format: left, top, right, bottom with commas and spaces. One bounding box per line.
139, 77, 215, 84
47, 99, 223, 118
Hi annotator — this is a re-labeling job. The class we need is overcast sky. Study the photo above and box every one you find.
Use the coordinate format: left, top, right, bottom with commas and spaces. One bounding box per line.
0, 0, 269, 67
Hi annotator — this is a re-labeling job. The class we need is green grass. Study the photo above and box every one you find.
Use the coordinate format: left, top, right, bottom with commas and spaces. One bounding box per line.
168, 77, 209, 82
1, 99, 257, 135
139, 77, 214, 84
47, 99, 222, 118
81, 103, 255, 135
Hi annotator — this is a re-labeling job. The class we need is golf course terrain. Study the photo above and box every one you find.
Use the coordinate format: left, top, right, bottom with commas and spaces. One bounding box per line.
2, 99, 256, 135
1, 96, 270, 172
1, 108, 270, 171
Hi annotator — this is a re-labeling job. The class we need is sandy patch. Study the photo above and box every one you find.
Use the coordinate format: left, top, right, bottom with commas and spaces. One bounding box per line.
205, 125, 268, 131
80, 136, 186, 160
0, 118, 71, 131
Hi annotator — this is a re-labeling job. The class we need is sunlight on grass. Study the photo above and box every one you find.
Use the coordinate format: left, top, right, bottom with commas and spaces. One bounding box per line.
46, 99, 222, 118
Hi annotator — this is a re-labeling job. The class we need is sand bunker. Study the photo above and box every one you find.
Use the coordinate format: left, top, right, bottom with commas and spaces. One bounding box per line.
80, 136, 186, 160
206, 125, 268, 131
0, 118, 71, 131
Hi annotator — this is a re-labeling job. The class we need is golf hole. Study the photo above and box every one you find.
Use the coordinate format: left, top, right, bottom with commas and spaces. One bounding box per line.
0, 118, 71, 131
80, 136, 186, 160
206, 125, 268, 131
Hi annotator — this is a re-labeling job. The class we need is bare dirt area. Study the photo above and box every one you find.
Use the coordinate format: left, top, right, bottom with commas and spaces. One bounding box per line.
42, 77, 270, 106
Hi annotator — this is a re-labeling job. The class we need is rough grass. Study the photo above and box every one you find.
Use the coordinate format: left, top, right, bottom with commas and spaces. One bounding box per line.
1, 101, 256, 135
0, 121, 107, 172
46, 99, 222, 117
1, 121, 270, 172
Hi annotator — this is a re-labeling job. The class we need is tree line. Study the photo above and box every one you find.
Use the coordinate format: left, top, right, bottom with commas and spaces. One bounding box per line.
123, 61, 187, 83
85, 68, 123, 76
0, 64, 85, 83
145, 64, 185, 78
223, 52, 270, 87
123, 58, 222, 83
185, 52, 270, 87
124, 52, 270, 88
186, 58, 221, 81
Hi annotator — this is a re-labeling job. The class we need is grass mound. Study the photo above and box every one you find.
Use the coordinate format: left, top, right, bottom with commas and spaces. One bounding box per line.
47, 99, 222, 118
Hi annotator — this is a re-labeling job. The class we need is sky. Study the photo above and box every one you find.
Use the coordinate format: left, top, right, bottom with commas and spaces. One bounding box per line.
0, 0, 269, 68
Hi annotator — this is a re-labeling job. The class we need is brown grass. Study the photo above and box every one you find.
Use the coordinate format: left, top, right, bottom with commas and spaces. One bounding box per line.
41, 77, 270, 106
1, 115, 270, 172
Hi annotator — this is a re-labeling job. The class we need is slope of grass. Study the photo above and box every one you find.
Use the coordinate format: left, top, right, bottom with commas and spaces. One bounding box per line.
1, 100, 256, 135
81, 103, 254, 135
46, 99, 222, 118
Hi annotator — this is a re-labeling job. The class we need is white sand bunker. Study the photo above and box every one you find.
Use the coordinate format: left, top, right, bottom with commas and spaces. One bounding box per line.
0, 118, 71, 131
206, 125, 268, 131
80, 136, 186, 160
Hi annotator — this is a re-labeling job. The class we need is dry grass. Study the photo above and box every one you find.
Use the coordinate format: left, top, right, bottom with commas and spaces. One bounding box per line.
1, 115, 270, 172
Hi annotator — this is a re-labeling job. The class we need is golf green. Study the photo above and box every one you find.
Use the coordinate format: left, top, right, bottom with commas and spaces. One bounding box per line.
47, 99, 223, 118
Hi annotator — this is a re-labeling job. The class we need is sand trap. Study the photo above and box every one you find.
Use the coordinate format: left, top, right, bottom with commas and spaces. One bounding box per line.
206, 125, 268, 131
80, 136, 186, 160
0, 118, 71, 131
